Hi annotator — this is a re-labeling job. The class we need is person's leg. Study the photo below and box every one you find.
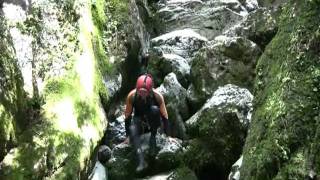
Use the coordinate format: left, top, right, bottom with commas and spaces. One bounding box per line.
147, 106, 161, 155
129, 116, 146, 172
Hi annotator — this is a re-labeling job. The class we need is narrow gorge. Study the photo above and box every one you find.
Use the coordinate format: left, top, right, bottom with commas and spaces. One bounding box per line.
0, 0, 319, 180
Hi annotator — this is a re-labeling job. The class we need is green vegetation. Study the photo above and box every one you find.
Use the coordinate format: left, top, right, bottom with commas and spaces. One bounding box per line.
241, 1, 320, 179
0, 17, 26, 161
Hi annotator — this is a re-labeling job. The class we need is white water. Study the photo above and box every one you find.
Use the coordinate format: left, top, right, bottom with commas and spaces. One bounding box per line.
88, 161, 108, 180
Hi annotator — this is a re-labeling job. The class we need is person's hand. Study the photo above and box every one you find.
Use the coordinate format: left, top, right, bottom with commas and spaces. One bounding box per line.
123, 137, 130, 144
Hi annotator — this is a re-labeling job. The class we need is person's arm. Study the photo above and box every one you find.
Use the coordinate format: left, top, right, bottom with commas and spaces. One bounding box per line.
125, 90, 135, 118
124, 90, 135, 138
158, 95, 168, 119
153, 89, 168, 118
154, 90, 169, 135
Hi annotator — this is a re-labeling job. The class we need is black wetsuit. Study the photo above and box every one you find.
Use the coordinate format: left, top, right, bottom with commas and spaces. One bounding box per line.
128, 91, 162, 168
131, 91, 161, 136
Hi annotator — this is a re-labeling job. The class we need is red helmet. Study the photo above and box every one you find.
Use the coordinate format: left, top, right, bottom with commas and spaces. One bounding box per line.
136, 74, 153, 98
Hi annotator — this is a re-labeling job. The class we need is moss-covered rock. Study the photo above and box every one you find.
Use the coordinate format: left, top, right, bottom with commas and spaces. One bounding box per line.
184, 84, 253, 179
257, 0, 288, 7
188, 36, 260, 110
168, 166, 198, 180
224, 7, 281, 50
0, 0, 117, 179
241, 1, 320, 179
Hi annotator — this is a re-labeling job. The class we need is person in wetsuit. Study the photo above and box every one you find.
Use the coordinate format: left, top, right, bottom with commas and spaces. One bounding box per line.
123, 74, 170, 172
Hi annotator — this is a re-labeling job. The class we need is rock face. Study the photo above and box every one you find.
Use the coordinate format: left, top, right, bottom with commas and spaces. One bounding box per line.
240, 1, 320, 179
228, 156, 242, 180
184, 84, 253, 179
0, 0, 124, 179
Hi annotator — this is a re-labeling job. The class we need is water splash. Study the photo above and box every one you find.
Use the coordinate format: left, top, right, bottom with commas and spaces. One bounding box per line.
129, 0, 150, 56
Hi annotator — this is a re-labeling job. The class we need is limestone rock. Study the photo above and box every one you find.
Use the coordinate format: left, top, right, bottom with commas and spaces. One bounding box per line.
187, 36, 260, 109
157, 73, 189, 138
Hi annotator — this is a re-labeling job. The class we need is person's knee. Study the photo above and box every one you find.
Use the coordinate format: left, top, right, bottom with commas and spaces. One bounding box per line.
130, 116, 141, 136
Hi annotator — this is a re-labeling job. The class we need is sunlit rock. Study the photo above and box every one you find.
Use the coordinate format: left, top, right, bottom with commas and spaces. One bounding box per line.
151, 29, 207, 61
184, 84, 252, 179
228, 156, 242, 180
186, 84, 253, 136
187, 35, 260, 109
156, 0, 247, 40
224, 7, 279, 49
148, 53, 190, 87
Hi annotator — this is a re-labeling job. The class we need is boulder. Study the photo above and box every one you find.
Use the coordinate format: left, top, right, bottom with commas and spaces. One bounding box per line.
156, 0, 248, 40
107, 133, 183, 179
149, 29, 206, 86
151, 29, 208, 61
157, 73, 189, 138
149, 53, 190, 88
187, 36, 260, 109
239, 0, 259, 12
104, 115, 127, 148
186, 84, 253, 136
224, 7, 280, 49
184, 84, 252, 178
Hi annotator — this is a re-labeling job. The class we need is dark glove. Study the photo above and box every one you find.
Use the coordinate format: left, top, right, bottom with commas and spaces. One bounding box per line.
125, 116, 132, 137
162, 117, 170, 136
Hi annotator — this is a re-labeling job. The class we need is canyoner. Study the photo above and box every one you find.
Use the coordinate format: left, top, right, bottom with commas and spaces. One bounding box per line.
123, 73, 172, 173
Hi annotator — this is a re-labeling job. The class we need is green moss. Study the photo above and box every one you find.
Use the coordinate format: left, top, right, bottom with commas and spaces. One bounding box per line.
0, 17, 27, 160
0, 0, 112, 179
183, 139, 214, 172
169, 166, 198, 180
241, 1, 320, 179
1, 125, 85, 180
91, 0, 106, 32
0, 105, 16, 159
